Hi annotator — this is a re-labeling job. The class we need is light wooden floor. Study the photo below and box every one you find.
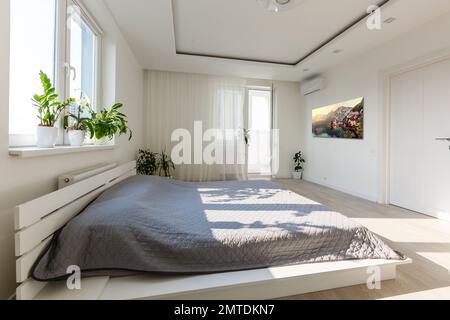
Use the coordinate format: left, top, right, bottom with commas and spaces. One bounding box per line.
275, 179, 450, 300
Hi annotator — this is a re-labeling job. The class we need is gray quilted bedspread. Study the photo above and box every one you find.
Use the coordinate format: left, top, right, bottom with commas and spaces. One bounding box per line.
32, 176, 405, 281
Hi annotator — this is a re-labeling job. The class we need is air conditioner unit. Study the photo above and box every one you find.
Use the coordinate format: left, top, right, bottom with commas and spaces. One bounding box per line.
300, 77, 325, 96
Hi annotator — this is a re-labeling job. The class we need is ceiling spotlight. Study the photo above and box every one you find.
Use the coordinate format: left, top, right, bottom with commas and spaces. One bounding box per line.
384, 17, 397, 24
257, 0, 304, 13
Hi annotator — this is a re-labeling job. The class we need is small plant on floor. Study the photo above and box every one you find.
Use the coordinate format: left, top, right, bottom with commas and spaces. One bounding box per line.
137, 149, 158, 175
293, 151, 306, 180
157, 148, 175, 178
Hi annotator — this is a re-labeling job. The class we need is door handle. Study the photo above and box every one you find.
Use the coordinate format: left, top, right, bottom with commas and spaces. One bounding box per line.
64, 63, 77, 81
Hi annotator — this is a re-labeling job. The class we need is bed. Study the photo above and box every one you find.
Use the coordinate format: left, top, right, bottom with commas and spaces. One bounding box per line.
14, 161, 411, 300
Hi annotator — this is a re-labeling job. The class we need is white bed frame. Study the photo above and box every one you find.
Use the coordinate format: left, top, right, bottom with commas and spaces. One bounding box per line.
14, 161, 411, 300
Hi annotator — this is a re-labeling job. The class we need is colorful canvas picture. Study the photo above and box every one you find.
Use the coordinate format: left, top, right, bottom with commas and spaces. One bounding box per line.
312, 97, 364, 139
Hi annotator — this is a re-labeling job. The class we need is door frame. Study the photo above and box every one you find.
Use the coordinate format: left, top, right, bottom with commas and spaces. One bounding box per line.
245, 86, 274, 177
380, 47, 450, 215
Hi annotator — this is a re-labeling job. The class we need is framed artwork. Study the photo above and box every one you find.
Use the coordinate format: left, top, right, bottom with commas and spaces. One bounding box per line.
312, 97, 364, 139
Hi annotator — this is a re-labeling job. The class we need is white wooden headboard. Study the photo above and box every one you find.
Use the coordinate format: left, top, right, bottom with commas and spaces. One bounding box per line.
14, 161, 137, 300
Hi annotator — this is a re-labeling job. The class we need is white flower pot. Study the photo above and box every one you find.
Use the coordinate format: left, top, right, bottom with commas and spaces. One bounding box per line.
292, 171, 303, 180
36, 126, 59, 148
68, 130, 85, 147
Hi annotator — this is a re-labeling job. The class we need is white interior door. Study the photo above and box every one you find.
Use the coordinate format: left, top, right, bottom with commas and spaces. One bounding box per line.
390, 57, 450, 221
422, 59, 450, 220
390, 68, 425, 214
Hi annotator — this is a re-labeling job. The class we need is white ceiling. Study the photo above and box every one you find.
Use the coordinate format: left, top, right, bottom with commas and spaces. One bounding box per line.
173, 0, 380, 65
103, 0, 450, 82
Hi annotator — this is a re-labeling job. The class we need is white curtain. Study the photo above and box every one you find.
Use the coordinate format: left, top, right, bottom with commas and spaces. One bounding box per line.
145, 70, 248, 181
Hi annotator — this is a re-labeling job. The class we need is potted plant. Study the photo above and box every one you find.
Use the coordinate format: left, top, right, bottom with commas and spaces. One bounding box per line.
88, 103, 132, 145
292, 151, 306, 180
63, 95, 93, 147
32, 71, 73, 148
157, 149, 175, 178
137, 149, 158, 175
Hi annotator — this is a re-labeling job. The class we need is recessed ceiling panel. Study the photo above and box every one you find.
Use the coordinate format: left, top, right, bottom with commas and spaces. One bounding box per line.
172, 0, 386, 65
103, 0, 450, 81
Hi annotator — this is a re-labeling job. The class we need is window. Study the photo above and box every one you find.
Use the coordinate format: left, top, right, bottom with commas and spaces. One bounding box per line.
9, 0, 101, 147
247, 90, 272, 175
9, 0, 57, 144
66, 1, 100, 108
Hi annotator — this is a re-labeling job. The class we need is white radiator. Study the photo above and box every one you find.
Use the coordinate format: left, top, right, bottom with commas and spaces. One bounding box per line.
58, 163, 117, 189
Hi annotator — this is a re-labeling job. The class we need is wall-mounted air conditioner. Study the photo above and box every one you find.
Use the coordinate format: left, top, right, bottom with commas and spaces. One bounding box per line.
300, 77, 325, 96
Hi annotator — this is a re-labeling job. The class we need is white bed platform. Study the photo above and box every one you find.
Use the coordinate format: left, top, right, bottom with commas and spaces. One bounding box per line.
14, 161, 411, 300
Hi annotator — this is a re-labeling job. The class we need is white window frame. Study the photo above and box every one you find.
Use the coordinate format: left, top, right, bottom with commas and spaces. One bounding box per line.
9, 0, 102, 147
62, 0, 102, 145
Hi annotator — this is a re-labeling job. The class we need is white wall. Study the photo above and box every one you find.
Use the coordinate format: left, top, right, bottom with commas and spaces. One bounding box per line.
0, 0, 144, 299
301, 11, 450, 202
272, 81, 305, 178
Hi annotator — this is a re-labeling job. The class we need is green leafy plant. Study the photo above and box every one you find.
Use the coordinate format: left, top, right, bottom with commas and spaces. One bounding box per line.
137, 149, 158, 176
63, 95, 94, 133
88, 103, 133, 141
32, 71, 73, 127
293, 151, 306, 172
157, 148, 175, 178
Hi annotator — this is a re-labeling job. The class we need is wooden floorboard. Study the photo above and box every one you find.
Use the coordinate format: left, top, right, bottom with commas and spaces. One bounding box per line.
275, 179, 450, 300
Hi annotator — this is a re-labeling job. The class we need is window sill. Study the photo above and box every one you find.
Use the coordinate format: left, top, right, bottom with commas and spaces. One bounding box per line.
9, 144, 116, 158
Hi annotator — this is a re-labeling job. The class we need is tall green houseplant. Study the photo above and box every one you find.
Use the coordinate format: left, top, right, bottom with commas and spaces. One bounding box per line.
33, 71, 73, 127
32, 71, 74, 148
